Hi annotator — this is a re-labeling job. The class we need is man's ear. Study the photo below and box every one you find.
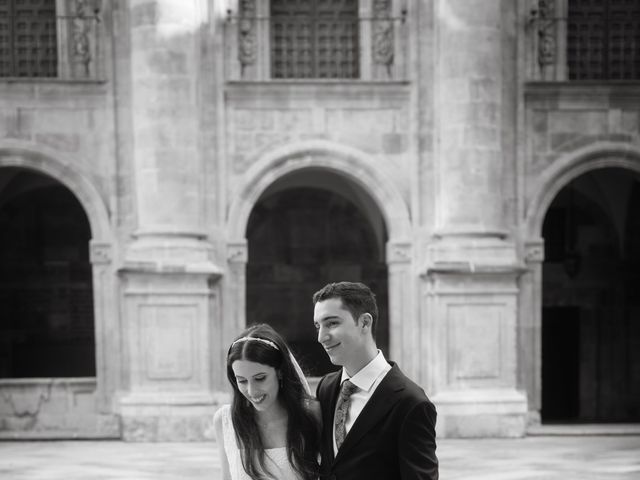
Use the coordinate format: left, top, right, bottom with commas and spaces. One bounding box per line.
359, 313, 373, 331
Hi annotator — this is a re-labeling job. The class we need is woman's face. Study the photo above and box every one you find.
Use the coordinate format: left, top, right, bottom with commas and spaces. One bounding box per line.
231, 359, 280, 412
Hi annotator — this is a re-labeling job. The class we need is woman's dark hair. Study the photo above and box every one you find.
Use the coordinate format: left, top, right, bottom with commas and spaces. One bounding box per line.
226, 323, 320, 480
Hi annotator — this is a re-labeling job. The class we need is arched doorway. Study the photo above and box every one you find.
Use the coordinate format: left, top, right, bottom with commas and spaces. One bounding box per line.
245, 169, 388, 376
541, 167, 640, 423
0, 167, 95, 378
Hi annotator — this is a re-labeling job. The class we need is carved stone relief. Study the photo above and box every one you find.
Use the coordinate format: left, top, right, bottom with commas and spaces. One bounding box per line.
237, 0, 257, 76
372, 0, 394, 74
70, 0, 95, 78
537, 0, 556, 68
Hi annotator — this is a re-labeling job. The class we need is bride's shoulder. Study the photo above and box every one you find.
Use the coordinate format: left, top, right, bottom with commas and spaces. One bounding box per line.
214, 404, 231, 425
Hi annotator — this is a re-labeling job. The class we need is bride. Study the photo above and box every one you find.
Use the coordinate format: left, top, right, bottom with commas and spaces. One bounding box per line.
214, 324, 321, 480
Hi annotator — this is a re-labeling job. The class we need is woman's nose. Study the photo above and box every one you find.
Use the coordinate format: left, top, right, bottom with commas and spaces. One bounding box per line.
247, 382, 257, 397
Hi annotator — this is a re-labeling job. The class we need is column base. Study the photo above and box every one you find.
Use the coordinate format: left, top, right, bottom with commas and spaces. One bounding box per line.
433, 388, 528, 438
118, 392, 226, 442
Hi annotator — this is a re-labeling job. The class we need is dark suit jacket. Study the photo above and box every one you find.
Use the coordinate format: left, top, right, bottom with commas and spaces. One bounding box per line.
316, 362, 438, 480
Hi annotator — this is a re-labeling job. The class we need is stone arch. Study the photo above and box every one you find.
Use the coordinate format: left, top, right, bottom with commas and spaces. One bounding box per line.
520, 141, 640, 426
0, 140, 116, 421
0, 140, 111, 242
227, 139, 411, 241
525, 142, 640, 239
224, 139, 415, 377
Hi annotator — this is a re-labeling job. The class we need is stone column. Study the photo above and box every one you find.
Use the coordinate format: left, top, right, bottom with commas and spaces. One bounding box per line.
426, 0, 527, 437
119, 0, 222, 441
435, 0, 504, 237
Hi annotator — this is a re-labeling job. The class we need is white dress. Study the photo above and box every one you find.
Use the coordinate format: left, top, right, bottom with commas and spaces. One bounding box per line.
219, 404, 302, 480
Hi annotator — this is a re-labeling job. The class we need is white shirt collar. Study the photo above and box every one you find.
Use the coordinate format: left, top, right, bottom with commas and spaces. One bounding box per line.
340, 350, 388, 392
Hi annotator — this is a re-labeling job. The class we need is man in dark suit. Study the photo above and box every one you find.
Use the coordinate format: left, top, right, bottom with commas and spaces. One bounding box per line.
313, 281, 438, 480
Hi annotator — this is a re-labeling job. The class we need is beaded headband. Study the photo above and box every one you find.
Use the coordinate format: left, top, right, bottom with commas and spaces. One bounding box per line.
231, 336, 280, 351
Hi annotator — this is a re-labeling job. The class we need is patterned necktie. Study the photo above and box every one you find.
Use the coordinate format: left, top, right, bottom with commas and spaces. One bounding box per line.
334, 379, 358, 450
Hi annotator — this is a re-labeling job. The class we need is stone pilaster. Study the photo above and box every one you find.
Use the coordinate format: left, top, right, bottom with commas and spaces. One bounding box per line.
118, 0, 222, 441
519, 239, 545, 426
426, 0, 527, 437
386, 240, 419, 380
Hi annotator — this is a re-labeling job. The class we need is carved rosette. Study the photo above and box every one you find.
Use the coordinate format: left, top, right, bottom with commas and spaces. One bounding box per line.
537, 0, 556, 67
71, 0, 93, 78
372, 0, 394, 72
237, 0, 257, 75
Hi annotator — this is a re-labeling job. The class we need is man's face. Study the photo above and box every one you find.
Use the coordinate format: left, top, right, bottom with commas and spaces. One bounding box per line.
313, 297, 369, 376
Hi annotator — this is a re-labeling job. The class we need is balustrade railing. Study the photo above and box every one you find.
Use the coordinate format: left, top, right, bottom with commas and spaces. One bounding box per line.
0, 13, 101, 80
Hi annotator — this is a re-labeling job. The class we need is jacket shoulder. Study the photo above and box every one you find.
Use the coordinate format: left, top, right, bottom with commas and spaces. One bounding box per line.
387, 364, 434, 406
316, 370, 341, 398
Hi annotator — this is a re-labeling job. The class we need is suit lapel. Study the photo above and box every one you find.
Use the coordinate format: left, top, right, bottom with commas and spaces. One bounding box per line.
322, 372, 342, 464
333, 363, 405, 464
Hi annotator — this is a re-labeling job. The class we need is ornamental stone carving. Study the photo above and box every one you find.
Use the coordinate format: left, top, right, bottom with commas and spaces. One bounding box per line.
372, 0, 394, 73
387, 241, 412, 264
537, 0, 556, 67
237, 0, 257, 75
71, 0, 94, 78
227, 241, 248, 264
524, 241, 545, 264
90, 242, 112, 265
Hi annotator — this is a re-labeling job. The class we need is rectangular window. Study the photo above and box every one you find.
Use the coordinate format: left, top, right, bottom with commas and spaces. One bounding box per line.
0, 0, 57, 78
270, 0, 359, 79
568, 0, 640, 80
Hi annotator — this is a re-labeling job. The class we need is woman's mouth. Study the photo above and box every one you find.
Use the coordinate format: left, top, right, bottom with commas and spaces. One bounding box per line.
250, 395, 266, 404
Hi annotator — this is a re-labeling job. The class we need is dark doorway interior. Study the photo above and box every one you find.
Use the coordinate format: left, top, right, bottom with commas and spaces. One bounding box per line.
542, 306, 580, 421
541, 168, 640, 423
246, 186, 388, 376
0, 168, 95, 378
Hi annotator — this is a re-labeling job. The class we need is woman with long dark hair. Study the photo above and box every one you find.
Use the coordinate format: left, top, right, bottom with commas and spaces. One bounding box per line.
214, 324, 321, 480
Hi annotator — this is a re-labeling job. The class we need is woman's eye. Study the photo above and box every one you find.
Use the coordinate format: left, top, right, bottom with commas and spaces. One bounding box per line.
255, 376, 266, 382
237, 379, 247, 385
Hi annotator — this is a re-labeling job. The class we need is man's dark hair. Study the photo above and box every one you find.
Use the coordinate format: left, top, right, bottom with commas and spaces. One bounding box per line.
312, 281, 378, 338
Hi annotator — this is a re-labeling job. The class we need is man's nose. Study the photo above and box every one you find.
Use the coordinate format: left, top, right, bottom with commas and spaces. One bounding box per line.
317, 326, 327, 343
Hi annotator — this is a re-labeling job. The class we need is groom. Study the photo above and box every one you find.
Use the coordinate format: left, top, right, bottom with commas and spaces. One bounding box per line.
313, 282, 438, 480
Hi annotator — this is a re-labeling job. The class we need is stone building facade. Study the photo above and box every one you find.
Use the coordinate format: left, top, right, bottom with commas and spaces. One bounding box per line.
0, 0, 639, 440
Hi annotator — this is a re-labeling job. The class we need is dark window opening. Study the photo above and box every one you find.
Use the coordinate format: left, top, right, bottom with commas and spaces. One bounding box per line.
269, 0, 359, 79
568, 0, 640, 80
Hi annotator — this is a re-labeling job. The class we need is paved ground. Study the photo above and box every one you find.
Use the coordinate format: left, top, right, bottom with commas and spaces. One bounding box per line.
0, 435, 639, 479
